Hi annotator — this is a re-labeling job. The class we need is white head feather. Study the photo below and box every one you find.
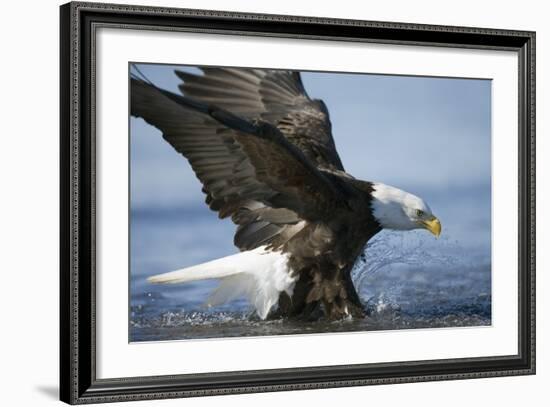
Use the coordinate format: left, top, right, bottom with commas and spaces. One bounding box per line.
370, 183, 436, 231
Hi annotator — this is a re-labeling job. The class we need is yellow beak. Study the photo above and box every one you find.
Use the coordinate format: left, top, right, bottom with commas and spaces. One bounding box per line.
422, 216, 442, 238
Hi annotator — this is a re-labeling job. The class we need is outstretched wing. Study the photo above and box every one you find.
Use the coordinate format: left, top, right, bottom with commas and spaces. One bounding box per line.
175, 68, 345, 172
131, 76, 352, 249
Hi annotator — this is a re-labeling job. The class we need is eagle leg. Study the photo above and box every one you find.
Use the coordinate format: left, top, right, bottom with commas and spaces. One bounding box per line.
275, 270, 365, 321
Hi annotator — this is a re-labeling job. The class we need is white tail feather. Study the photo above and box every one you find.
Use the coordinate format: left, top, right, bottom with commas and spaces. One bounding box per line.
147, 247, 295, 319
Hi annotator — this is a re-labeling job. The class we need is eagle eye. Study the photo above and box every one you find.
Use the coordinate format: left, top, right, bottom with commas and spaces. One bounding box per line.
416, 209, 424, 217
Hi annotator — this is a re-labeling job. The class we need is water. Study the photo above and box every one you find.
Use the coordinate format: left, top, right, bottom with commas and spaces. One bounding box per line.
129, 204, 491, 342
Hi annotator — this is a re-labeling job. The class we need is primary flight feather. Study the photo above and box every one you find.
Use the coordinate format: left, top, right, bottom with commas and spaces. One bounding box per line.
131, 67, 441, 320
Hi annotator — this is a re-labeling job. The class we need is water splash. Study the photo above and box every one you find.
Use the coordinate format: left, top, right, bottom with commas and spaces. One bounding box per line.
352, 231, 459, 294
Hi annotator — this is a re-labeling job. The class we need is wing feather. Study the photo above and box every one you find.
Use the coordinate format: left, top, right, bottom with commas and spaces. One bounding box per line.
176, 68, 344, 171
131, 78, 348, 225
131, 67, 353, 251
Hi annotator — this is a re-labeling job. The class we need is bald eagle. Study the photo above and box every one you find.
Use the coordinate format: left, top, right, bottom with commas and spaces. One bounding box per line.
131, 67, 441, 321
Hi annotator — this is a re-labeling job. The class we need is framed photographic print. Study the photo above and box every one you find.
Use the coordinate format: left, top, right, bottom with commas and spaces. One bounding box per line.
60, 1, 536, 404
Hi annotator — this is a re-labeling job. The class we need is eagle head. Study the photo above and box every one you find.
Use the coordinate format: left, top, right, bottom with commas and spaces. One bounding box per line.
370, 183, 441, 237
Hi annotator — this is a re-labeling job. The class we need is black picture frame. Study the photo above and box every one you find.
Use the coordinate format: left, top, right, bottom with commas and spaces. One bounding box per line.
60, 1, 536, 404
